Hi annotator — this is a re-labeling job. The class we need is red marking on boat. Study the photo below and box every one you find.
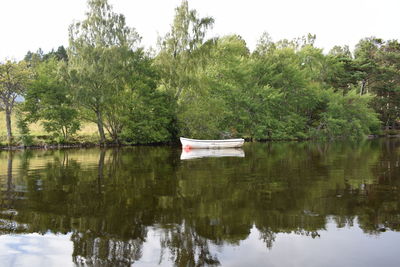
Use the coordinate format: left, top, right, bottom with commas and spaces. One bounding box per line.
184, 145, 191, 152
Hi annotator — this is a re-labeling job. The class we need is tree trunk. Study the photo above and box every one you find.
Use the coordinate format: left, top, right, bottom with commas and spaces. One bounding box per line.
96, 111, 106, 145
111, 133, 119, 145
111, 128, 120, 145
360, 80, 366, 95
104, 122, 119, 145
5, 106, 13, 146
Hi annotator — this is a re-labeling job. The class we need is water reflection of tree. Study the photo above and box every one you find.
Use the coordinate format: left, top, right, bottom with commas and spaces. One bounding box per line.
159, 224, 220, 266
0, 152, 15, 219
356, 139, 400, 233
0, 140, 399, 265
5, 152, 14, 208
71, 231, 143, 266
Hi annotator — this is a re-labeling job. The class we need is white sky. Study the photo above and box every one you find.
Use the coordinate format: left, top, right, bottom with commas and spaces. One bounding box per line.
0, 0, 399, 60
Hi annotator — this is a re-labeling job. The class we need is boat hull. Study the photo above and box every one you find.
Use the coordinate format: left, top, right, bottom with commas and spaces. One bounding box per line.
180, 137, 244, 149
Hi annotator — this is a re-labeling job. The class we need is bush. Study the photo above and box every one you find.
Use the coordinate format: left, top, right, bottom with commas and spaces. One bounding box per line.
16, 117, 33, 146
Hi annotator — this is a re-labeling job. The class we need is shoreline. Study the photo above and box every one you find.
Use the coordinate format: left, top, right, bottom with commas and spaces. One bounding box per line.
0, 141, 179, 151
1, 134, 398, 151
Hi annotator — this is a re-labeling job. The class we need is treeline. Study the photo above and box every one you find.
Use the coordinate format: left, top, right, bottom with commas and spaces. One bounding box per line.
0, 0, 399, 146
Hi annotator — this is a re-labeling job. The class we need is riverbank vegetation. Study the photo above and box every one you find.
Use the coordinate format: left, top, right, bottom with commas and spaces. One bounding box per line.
1, 0, 399, 147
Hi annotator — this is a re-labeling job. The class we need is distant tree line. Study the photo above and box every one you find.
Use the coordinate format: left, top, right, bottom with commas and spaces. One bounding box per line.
1, 0, 399, 146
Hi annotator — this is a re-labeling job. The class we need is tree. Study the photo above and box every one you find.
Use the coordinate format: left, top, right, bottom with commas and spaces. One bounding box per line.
24, 57, 80, 142
68, 0, 140, 144
156, 0, 215, 101
313, 89, 380, 139
251, 38, 319, 139
0, 60, 31, 146
122, 86, 177, 144
355, 38, 400, 128
103, 48, 176, 144
374, 40, 400, 128
193, 35, 253, 139
327, 46, 360, 93
45, 46, 68, 62
354, 37, 382, 95
249, 34, 379, 140
24, 46, 68, 64
154, 0, 217, 139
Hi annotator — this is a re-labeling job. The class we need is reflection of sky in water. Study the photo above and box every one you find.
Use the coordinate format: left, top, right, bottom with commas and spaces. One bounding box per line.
1, 220, 400, 267
215, 222, 400, 267
0, 233, 73, 267
138, 219, 400, 267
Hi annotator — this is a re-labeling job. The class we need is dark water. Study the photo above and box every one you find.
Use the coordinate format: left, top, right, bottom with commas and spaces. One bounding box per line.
0, 140, 400, 267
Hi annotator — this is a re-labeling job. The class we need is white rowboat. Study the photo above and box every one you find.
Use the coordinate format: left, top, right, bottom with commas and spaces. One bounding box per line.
180, 137, 244, 149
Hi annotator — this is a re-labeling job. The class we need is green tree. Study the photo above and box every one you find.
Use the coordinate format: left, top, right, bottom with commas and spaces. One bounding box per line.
249, 34, 380, 140
354, 37, 382, 95
24, 46, 68, 63
252, 38, 319, 139
122, 87, 177, 144
313, 89, 380, 139
375, 40, 400, 128
15, 108, 33, 146
0, 60, 32, 146
112, 49, 177, 144
355, 38, 400, 128
327, 45, 360, 92
68, 0, 140, 144
44, 46, 68, 62
24, 58, 80, 142
156, 0, 215, 101
195, 35, 253, 138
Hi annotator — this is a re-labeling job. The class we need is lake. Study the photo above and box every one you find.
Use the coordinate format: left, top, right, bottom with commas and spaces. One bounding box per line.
0, 139, 400, 267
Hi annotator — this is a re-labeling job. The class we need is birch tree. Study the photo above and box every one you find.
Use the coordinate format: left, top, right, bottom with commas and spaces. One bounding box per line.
68, 0, 140, 144
156, 0, 215, 101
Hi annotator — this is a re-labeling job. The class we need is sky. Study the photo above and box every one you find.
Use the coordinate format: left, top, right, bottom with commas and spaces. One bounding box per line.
0, 0, 399, 60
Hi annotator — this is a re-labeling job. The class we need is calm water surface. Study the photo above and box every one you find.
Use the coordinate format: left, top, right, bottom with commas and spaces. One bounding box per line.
0, 140, 400, 267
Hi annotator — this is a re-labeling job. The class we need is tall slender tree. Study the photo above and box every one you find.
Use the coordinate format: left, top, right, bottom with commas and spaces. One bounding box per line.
0, 60, 31, 146
156, 0, 215, 101
68, 0, 140, 144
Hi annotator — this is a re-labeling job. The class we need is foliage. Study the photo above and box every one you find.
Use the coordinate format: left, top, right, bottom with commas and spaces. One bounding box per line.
250, 42, 318, 139
120, 52, 177, 144
122, 89, 177, 144
24, 46, 68, 64
355, 38, 400, 128
312, 90, 380, 139
68, 0, 141, 144
24, 58, 80, 143
156, 0, 215, 101
15, 108, 33, 146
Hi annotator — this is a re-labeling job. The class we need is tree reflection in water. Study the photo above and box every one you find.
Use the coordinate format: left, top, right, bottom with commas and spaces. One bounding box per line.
0, 139, 399, 265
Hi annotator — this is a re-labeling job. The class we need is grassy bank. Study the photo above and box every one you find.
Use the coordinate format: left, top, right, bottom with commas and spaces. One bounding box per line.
0, 111, 100, 147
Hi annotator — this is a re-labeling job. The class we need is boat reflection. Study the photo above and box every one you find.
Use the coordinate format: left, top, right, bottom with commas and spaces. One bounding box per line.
180, 148, 245, 160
